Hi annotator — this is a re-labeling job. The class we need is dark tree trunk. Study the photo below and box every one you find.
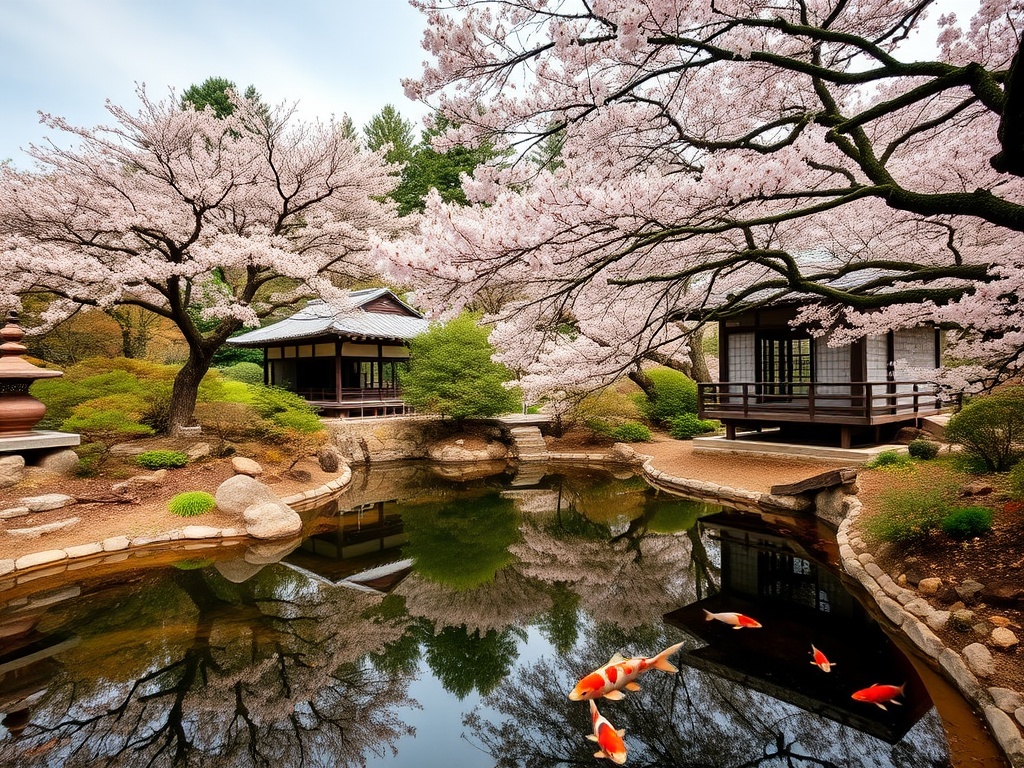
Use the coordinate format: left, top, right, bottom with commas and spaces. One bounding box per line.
167, 347, 215, 432
688, 326, 712, 383
629, 367, 656, 399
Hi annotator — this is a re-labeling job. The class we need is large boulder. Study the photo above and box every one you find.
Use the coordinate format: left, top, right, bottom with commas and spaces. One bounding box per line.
243, 501, 303, 540
427, 438, 508, 462
215, 475, 279, 516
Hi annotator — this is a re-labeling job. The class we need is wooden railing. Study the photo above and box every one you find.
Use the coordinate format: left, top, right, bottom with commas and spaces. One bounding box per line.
295, 386, 403, 404
698, 381, 945, 425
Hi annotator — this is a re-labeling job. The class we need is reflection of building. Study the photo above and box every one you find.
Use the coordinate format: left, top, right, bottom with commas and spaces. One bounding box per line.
284, 500, 411, 592
666, 511, 930, 743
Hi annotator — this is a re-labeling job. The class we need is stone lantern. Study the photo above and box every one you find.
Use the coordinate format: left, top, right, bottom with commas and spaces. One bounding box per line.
0, 311, 63, 436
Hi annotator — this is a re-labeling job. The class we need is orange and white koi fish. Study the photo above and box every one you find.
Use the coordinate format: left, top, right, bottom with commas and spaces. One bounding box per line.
851, 683, 905, 710
587, 700, 627, 765
569, 642, 684, 701
702, 609, 762, 629
810, 644, 835, 672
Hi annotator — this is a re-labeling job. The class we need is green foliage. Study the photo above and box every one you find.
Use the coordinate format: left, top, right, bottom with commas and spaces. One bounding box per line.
136, 450, 189, 470
210, 343, 263, 367
181, 76, 263, 119
249, 385, 323, 433
400, 314, 520, 420
945, 388, 1024, 472
940, 506, 994, 540
364, 104, 416, 165
637, 368, 698, 424
62, 403, 154, 443
865, 449, 913, 469
668, 413, 719, 439
865, 476, 958, 545
907, 439, 940, 460
1008, 461, 1024, 501
645, 499, 719, 533
168, 491, 216, 517
610, 421, 651, 442
220, 362, 264, 386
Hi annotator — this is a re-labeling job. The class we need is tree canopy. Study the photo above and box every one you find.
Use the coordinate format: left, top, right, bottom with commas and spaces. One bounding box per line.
379, 1, 1024, 393
180, 76, 263, 118
0, 87, 401, 429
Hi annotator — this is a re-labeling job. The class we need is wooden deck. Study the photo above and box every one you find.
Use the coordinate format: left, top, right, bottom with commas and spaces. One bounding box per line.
699, 381, 947, 447
298, 387, 412, 418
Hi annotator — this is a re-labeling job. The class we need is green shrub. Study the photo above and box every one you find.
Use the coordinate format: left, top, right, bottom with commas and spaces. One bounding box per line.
668, 413, 718, 439
907, 439, 940, 460
865, 449, 913, 469
62, 405, 154, 443
136, 450, 189, 469
220, 362, 264, 386
865, 477, 957, 545
636, 368, 698, 424
610, 422, 651, 442
168, 491, 216, 517
1009, 461, 1024, 501
940, 506, 994, 540
945, 387, 1024, 472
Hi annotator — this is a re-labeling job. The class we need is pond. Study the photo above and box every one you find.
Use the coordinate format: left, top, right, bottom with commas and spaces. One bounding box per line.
0, 462, 959, 767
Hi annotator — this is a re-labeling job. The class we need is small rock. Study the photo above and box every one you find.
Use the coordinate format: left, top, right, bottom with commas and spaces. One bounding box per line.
109, 443, 147, 456
926, 610, 950, 631
903, 598, 933, 618
34, 449, 79, 475
896, 574, 908, 587
182, 526, 221, 539
19, 493, 76, 512
0, 455, 25, 488
7, 517, 80, 538
992, 627, 1019, 650
318, 446, 341, 473
110, 472, 166, 494
974, 622, 992, 637
962, 642, 995, 677
960, 481, 994, 496
243, 500, 302, 540
186, 442, 212, 461
102, 536, 131, 552
904, 567, 929, 587
956, 579, 985, 604
0, 506, 30, 519
991, 616, 1013, 628
989, 688, 1024, 713
946, 610, 970, 634
231, 456, 263, 477
918, 577, 943, 596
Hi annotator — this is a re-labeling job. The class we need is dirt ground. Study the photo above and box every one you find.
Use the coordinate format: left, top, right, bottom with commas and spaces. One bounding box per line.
0, 430, 1020, 706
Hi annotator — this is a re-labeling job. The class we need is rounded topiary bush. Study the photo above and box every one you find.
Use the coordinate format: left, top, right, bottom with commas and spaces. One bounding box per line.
866, 449, 913, 469
220, 362, 265, 386
136, 450, 189, 470
940, 506, 993, 540
168, 491, 216, 517
637, 368, 699, 424
907, 438, 940, 460
668, 413, 718, 439
611, 421, 651, 443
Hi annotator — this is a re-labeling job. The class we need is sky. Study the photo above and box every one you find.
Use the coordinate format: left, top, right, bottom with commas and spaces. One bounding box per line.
1, 0, 431, 166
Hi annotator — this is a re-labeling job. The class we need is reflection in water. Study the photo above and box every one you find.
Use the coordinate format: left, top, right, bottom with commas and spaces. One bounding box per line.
0, 463, 953, 767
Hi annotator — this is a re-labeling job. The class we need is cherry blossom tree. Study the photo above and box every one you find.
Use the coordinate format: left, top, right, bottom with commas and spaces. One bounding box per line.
0, 87, 401, 429
378, 0, 1024, 393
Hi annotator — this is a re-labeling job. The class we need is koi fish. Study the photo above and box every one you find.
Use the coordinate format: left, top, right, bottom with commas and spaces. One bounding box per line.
851, 683, 905, 710
587, 700, 627, 765
810, 644, 835, 672
702, 609, 762, 629
569, 642, 684, 701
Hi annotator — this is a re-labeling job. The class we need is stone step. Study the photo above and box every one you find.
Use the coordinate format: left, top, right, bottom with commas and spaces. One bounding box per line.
7, 517, 81, 538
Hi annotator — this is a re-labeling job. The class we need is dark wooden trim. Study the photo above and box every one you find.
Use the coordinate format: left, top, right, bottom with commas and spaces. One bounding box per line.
719, 320, 729, 382
886, 331, 895, 382
934, 328, 942, 368
263, 347, 268, 386
334, 339, 342, 403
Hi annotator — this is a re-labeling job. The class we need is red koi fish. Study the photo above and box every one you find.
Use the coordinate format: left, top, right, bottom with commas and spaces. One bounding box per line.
810, 644, 835, 673
851, 683, 905, 710
569, 642, 684, 701
587, 700, 627, 765
703, 609, 762, 629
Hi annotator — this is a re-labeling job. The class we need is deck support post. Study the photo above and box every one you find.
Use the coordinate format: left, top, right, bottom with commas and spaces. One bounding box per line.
840, 426, 852, 449
726, 422, 737, 440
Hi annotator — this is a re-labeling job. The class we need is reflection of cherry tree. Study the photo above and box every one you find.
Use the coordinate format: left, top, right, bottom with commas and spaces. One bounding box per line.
0, 565, 415, 767
465, 631, 950, 768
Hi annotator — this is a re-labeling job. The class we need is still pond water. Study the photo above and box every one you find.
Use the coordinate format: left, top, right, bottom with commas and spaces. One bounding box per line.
0, 462, 952, 767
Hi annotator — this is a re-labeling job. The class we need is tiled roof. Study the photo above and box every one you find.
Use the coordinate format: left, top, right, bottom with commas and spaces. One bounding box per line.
227, 291, 430, 346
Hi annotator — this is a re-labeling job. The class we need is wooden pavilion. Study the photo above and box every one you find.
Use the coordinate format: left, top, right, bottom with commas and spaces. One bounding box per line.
698, 305, 946, 448
227, 288, 429, 417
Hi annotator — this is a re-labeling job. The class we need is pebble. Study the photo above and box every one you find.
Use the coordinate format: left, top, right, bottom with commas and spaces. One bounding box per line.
992, 627, 1019, 650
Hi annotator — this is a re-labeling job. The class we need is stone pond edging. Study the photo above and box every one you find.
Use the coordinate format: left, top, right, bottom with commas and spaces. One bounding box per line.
0, 464, 353, 586
638, 455, 1024, 768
